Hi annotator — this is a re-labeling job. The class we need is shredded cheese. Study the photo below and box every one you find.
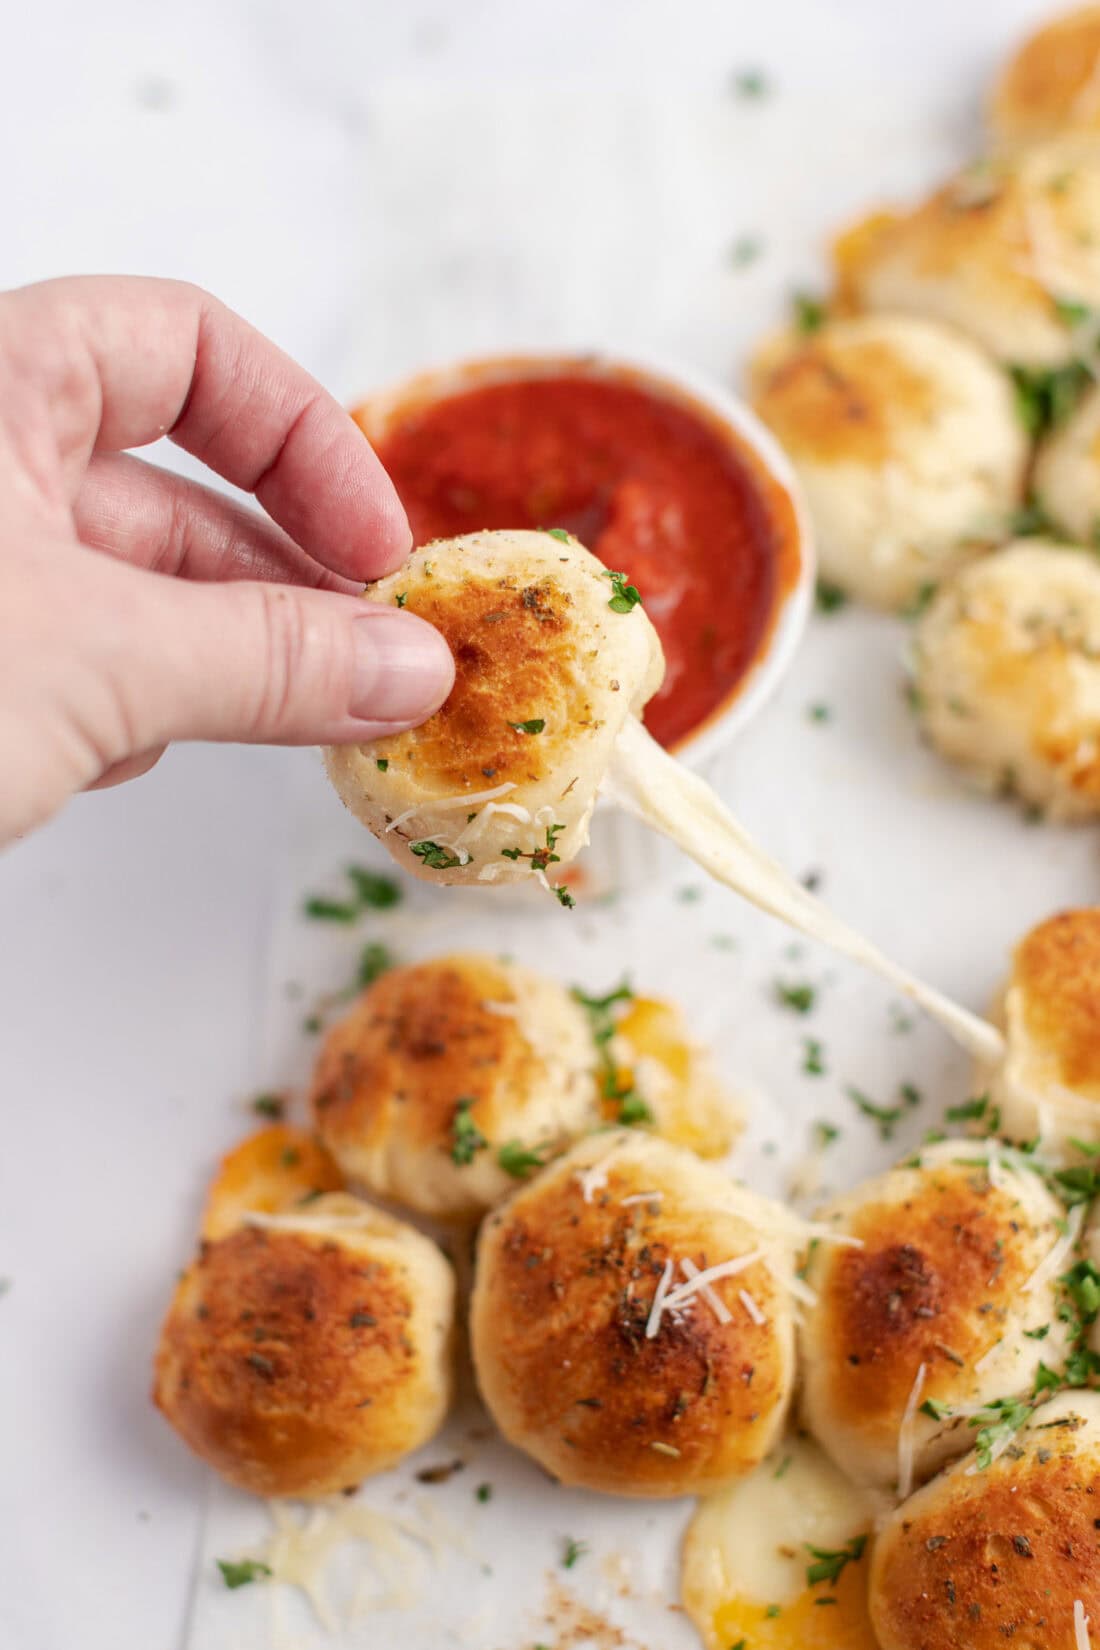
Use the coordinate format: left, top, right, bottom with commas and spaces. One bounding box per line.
1076, 1599, 1092, 1650
787, 1274, 818, 1308
621, 1190, 663, 1207
897, 1362, 927, 1502
645, 1257, 675, 1340
677, 1256, 733, 1326
384, 781, 517, 834
481, 998, 520, 1018
738, 1288, 767, 1326
1025, 1201, 1085, 1296
606, 715, 1004, 1063
244, 1209, 376, 1235
662, 1250, 767, 1319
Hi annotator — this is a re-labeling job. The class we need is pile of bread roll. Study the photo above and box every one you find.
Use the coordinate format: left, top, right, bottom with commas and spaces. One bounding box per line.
750, 5, 1100, 824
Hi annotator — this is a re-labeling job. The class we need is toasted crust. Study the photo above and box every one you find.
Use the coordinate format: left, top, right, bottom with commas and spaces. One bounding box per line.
1014, 908, 1100, 1095
990, 6, 1100, 148
841, 140, 1100, 368
201, 1124, 345, 1241
914, 541, 1100, 821
470, 1134, 796, 1497
749, 314, 1026, 609
870, 1392, 1100, 1650
323, 530, 665, 886
310, 953, 598, 1219
153, 1195, 454, 1498
800, 1142, 1072, 1488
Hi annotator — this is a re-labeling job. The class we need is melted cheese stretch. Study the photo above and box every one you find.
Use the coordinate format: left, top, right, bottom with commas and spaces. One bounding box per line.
605, 717, 1004, 1064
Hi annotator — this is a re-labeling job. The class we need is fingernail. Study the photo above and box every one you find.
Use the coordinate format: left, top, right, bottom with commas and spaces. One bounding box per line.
350, 608, 454, 724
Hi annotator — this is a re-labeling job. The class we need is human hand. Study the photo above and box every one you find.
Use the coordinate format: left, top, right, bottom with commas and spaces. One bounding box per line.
0, 275, 454, 845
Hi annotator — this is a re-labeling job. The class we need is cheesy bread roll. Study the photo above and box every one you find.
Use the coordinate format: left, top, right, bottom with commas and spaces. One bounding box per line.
842, 139, 1100, 369
153, 1193, 454, 1498
470, 1132, 797, 1498
912, 540, 1100, 820
991, 7, 1100, 148
870, 1391, 1100, 1650
800, 1140, 1073, 1491
324, 529, 664, 892
750, 314, 1026, 610
310, 953, 599, 1221
982, 908, 1100, 1151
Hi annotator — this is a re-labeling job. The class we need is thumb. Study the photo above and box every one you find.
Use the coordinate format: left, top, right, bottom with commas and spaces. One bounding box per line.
113, 570, 455, 748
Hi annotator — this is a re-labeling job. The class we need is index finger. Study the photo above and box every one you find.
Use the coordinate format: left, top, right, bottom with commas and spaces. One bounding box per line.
9, 274, 411, 581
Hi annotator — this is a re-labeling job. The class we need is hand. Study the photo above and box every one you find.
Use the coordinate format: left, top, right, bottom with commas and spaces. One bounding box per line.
0, 275, 454, 845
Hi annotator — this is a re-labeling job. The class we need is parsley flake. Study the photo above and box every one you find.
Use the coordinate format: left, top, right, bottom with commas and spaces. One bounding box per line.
450, 1098, 488, 1166
217, 1558, 271, 1590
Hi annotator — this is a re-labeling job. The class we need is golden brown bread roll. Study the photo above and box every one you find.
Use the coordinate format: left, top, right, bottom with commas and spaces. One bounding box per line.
470, 1132, 797, 1498
750, 314, 1026, 610
310, 953, 599, 1220
323, 529, 664, 894
870, 1390, 1100, 1650
800, 1140, 1073, 1490
153, 1193, 454, 1498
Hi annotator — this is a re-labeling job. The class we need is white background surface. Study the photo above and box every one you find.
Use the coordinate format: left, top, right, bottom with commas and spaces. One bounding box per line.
0, 3, 1093, 1648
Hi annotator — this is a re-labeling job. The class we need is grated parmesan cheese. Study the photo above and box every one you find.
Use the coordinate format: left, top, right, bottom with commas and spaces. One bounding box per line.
677, 1256, 733, 1327
645, 1257, 675, 1340
739, 1288, 767, 1326
1076, 1598, 1092, 1650
383, 781, 517, 834
481, 998, 520, 1018
621, 1190, 663, 1207
1025, 1201, 1085, 1296
897, 1362, 927, 1502
662, 1250, 767, 1319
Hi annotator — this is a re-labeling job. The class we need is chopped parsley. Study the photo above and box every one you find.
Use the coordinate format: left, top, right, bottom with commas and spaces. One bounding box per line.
1033, 1361, 1062, 1396
775, 980, 815, 1014
807, 702, 831, 723
562, 1537, 588, 1569
217, 1558, 271, 1590
765, 1605, 781, 1619
410, 840, 463, 871
572, 980, 649, 1125
903, 581, 938, 620
251, 1093, 285, 1120
449, 1098, 488, 1166
395, 592, 407, 607
732, 67, 769, 99
497, 1140, 552, 1178
805, 1535, 866, 1588
772, 1455, 792, 1479
346, 867, 402, 908
554, 884, 576, 909
1009, 361, 1090, 438
900, 1083, 922, 1109
946, 1094, 990, 1124
1010, 495, 1058, 538
280, 1147, 301, 1169
815, 1119, 839, 1147
969, 1396, 1032, 1470
1024, 1324, 1050, 1341
814, 576, 847, 612
302, 895, 359, 923
1052, 1164, 1100, 1205
543, 527, 571, 543
375, 757, 389, 771
793, 292, 827, 335
803, 1038, 827, 1076
357, 942, 394, 988
920, 1398, 953, 1421
846, 1086, 902, 1140
508, 718, 546, 735
475, 1482, 492, 1502
604, 569, 642, 613
730, 234, 763, 268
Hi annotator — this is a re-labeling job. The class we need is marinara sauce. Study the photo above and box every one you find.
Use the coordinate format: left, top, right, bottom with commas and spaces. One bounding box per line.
368, 370, 800, 750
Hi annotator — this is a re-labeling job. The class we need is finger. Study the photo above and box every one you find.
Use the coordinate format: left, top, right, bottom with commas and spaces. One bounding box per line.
90, 558, 454, 750
84, 747, 165, 791
73, 453, 361, 592
3, 275, 411, 581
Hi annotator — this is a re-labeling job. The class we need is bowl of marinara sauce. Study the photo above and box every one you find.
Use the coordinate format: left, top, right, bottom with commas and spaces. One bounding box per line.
353, 353, 813, 893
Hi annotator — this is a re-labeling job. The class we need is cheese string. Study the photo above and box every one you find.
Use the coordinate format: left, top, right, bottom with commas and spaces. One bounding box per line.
604, 716, 1005, 1065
